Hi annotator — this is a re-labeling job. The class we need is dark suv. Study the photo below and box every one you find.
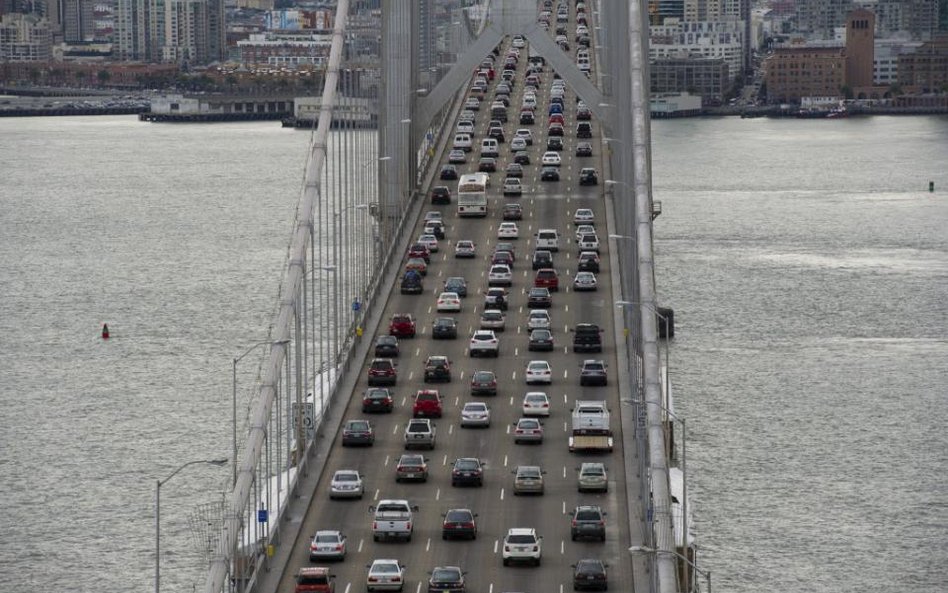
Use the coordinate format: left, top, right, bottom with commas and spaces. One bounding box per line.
374, 335, 399, 357
532, 250, 553, 270
572, 559, 608, 591
579, 360, 608, 386
570, 505, 606, 541
423, 356, 452, 383
367, 358, 397, 386
430, 185, 451, 204
400, 270, 423, 294
451, 457, 484, 487
572, 323, 602, 353
432, 317, 458, 339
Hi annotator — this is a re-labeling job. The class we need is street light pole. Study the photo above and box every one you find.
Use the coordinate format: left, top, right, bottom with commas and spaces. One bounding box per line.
155, 458, 227, 593
615, 298, 672, 405
630, 545, 710, 593
233, 339, 290, 487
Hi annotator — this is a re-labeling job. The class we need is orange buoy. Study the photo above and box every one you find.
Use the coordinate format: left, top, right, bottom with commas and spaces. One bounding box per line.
102, 323, 110, 339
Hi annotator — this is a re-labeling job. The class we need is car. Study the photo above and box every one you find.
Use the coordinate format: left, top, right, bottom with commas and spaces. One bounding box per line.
374, 335, 399, 357
418, 234, 439, 252
572, 559, 608, 591
488, 264, 513, 286
405, 257, 428, 276
513, 417, 544, 444
470, 370, 498, 395
576, 141, 593, 157
424, 210, 442, 223
527, 287, 553, 308
503, 178, 523, 196
456, 121, 474, 134
460, 401, 491, 427
548, 112, 565, 125
522, 391, 551, 416
577, 234, 600, 254
404, 418, 436, 449
425, 220, 445, 240
527, 309, 551, 330
573, 208, 595, 225
570, 505, 607, 541
440, 165, 458, 180
525, 360, 552, 384
573, 271, 598, 291
497, 222, 519, 239
514, 129, 534, 145
469, 330, 500, 357
451, 457, 485, 487
579, 359, 608, 386
362, 388, 395, 413
541, 151, 562, 166
431, 186, 451, 204
573, 323, 603, 353
576, 122, 593, 138
520, 110, 535, 125
548, 123, 565, 136
513, 151, 531, 165
510, 137, 528, 152
484, 287, 509, 311
478, 157, 497, 172
575, 224, 596, 241
448, 149, 466, 164
309, 530, 347, 562
436, 291, 462, 312
577, 251, 601, 273
495, 242, 516, 259
442, 508, 478, 540
479, 309, 506, 331
444, 277, 468, 297
329, 469, 364, 499
413, 389, 443, 417
505, 162, 524, 178
503, 203, 523, 220
502, 528, 542, 566
464, 97, 480, 110
295, 567, 336, 593
453, 134, 473, 152
427, 566, 466, 593
579, 167, 599, 185
488, 126, 506, 142
546, 136, 564, 151
454, 240, 476, 258
534, 268, 559, 291
531, 250, 553, 270
540, 167, 560, 181
366, 559, 406, 592
432, 316, 458, 339
578, 462, 608, 493
389, 314, 416, 338
577, 104, 592, 120
512, 34, 525, 48
341, 419, 374, 446
407, 243, 430, 263
395, 453, 429, 482
423, 355, 452, 383
367, 358, 397, 386
512, 465, 545, 495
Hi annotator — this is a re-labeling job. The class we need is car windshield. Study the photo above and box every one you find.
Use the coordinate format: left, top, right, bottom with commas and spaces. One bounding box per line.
335, 473, 357, 481
348, 421, 369, 430
446, 510, 472, 522
315, 534, 339, 543
528, 362, 547, 371
417, 392, 437, 401
519, 467, 541, 477
373, 564, 399, 574
584, 467, 605, 475
464, 403, 487, 412
507, 534, 537, 544
526, 394, 546, 403
576, 509, 601, 520
432, 569, 461, 581
474, 372, 493, 381
456, 459, 479, 470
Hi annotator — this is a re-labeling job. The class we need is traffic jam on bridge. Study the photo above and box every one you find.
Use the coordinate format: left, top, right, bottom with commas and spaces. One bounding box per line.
280, 2, 630, 593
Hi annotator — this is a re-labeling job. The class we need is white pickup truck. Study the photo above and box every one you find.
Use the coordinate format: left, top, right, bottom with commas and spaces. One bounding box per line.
568, 400, 614, 453
370, 499, 418, 542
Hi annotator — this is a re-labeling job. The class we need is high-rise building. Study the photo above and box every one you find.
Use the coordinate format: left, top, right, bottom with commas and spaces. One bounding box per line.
114, 0, 223, 63
418, 0, 434, 73
649, 0, 685, 25
795, 0, 855, 39
875, 0, 938, 40
0, 12, 52, 60
61, 0, 94, 41
898, 34, 948, 90
845, 8, 875, 88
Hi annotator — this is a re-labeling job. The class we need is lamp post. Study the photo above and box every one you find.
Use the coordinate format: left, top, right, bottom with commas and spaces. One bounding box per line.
629, 545, 710, 593
233, 339, 290, 487
155, 458, 227, 593
615, 298, 672, 401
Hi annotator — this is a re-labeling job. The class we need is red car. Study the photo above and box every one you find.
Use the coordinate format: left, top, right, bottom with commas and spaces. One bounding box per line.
534, 268, 560, 292
367, 359, 397, 386
389, 314, 416, 338
548, 113, 565, 126
408, 242, 430, 263
412, 389, 443, 418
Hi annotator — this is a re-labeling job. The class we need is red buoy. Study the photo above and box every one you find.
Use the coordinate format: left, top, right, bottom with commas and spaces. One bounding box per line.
102, 323, 110, 339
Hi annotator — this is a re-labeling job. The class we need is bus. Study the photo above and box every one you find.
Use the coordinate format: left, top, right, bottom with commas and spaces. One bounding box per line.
457, 173, 489, 217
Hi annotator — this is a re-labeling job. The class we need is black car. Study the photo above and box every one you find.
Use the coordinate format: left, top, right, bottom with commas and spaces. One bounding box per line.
374, 335, 400, 357
341, 419, 374, 447
424, 356, 452, 383
528, 329, 554, 351
572, 559, 608, 591
513, 151, 531, 165
362, 388, 395, 413
577, 252, 601, 273
527, 287, 553, 308
444, 277, 467, 297
576, 142, 593, 157
488, 126, 506, 142
428, 566, 465, 593
532, 250, 553, 271
520, 111, 535, 125
540, 167, 560, 181
451, 458, 484, 487
579, 359, 608, 386
570, 505, 607, 541
576, 122, 593, 138
442, 508, 478, 540
430, 186, 451, 204
577, 106, 592, 120
579, 168, 599, 185
440, 164, 458, 180
546, 137, 564, 151
432, 317, 458, 339
503, 203, 523, 221
478, 157, 497, 173
400, 270, 423, 295
573, 323, 603, 353
470, 370, 498, 396
505, 162, 524, 178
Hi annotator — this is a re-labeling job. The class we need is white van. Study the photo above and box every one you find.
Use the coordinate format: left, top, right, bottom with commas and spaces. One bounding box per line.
535, 229, 559, 251
480, 138, 499, 158
454, 133, 473, 152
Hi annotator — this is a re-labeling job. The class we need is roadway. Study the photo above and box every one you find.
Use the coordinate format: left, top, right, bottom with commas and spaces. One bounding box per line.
275, 6, 634, 593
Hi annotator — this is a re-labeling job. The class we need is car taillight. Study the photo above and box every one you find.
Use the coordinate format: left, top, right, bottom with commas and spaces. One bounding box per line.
533, 546, 539, 551
406, 522, 412, 530
543, 403, 549, 407
368, 577, 378, 583
571, 519, 578, 527
463, 522, 475, 528
392, 576, 401, 582
372, 522, 378, 529
335, 544, 344, 550
504, 545, 511, 552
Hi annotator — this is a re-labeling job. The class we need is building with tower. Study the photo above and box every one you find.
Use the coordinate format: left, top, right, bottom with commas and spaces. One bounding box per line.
846, 8, 875, 88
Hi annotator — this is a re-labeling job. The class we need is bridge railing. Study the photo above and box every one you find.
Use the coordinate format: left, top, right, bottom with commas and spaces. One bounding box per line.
199, 2, 484, 592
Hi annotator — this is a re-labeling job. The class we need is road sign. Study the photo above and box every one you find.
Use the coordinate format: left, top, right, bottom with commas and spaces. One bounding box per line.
293, 402, 316, 441
258, 509, 268, 523
352, 300, 361, 312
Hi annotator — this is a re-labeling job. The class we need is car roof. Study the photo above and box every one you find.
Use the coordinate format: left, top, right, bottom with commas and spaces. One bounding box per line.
507, 527, 536, 535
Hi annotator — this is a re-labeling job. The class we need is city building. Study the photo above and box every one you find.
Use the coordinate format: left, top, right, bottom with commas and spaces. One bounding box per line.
237, 32, 332, 67
845, 8, 874, 87
650, 18, 745, 86
874, 0, 939, 40
794, 0, 858, 40
649, 0, 685, 25
113, 0, 224, 64
62, 0, 95, 42
0, 12, 52, 60
650, 56, 729, 104
764, 45, 847, 103
898, 34, 948, 91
